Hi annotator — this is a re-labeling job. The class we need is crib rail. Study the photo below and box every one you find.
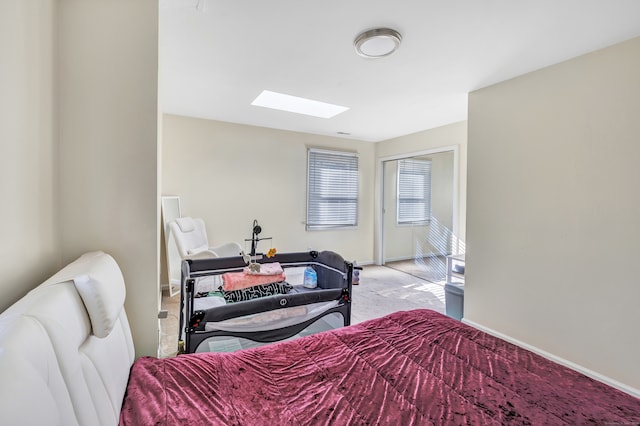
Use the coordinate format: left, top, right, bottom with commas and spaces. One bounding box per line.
179, 250, 353, 354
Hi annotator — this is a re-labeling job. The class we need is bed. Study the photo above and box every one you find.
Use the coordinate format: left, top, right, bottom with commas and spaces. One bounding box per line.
121, 309, 640, 425
1, 251, 637, 425
179, 250, 354, 354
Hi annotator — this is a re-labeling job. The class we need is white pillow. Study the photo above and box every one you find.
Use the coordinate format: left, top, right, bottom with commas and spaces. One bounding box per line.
73, 254, 126, 339
175, 217, 195, 232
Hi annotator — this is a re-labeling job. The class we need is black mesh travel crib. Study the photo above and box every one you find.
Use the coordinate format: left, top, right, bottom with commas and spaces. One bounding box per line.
179, 250, 353, 354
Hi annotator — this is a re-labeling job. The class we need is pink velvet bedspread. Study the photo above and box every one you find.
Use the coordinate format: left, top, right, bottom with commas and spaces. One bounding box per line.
119, 309, 640, 425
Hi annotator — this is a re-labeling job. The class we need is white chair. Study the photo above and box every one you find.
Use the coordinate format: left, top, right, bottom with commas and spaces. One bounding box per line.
169, 217, 242, 260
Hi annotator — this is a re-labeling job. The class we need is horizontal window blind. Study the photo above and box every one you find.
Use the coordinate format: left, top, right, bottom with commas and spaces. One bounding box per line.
307, 149, 358, 230
397, 159, 431, 225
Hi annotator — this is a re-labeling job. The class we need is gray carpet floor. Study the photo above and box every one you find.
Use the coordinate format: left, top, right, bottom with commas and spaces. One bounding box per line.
350, 264, 445, 324
384, 257, 450, 284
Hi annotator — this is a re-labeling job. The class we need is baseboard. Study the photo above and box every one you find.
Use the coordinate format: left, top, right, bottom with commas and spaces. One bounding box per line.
383, 255, 415, 263
384, 254, 444, 263
462, 318, 640, 398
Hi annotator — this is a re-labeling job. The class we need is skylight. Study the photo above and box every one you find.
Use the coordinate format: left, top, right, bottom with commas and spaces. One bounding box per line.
251, 90, 349, 119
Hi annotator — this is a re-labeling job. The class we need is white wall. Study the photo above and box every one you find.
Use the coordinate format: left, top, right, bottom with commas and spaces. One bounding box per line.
466, 36, 640, 393
383, 160, 414, 261
162, 115, 376, 269
0, 0, 159, 358
431, 152, 454, 231
0, 0, 59, 312
57, 0, 160, 357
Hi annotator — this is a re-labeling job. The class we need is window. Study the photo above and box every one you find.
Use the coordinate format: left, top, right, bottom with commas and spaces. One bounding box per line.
307, 148, 358, 230
397, 158, 431, 225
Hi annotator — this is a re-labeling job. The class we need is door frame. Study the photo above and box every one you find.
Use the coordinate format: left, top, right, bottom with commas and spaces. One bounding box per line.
375, 145, 459, 265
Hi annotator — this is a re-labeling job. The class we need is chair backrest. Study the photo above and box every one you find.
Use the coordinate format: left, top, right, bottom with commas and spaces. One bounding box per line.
169, 217, 210, 258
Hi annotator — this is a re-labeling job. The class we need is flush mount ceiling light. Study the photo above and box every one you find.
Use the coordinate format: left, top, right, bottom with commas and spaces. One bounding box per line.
251, 90, 349, 119
354, 28, 402, 58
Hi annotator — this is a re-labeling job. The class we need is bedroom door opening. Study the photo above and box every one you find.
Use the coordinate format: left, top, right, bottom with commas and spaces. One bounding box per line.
379, 148, 462, 284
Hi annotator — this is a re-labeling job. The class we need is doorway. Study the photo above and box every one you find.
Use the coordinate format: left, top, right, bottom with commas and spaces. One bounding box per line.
379, 148, 462, 283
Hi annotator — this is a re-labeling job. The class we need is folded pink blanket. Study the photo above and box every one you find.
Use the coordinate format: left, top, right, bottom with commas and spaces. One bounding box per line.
222, 271, 287, 291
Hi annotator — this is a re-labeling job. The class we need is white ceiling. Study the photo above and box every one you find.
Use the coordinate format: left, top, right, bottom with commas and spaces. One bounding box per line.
159, 0, 640, 142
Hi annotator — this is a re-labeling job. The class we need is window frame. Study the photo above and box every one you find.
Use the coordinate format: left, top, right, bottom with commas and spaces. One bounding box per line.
306, 148, 359, 231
